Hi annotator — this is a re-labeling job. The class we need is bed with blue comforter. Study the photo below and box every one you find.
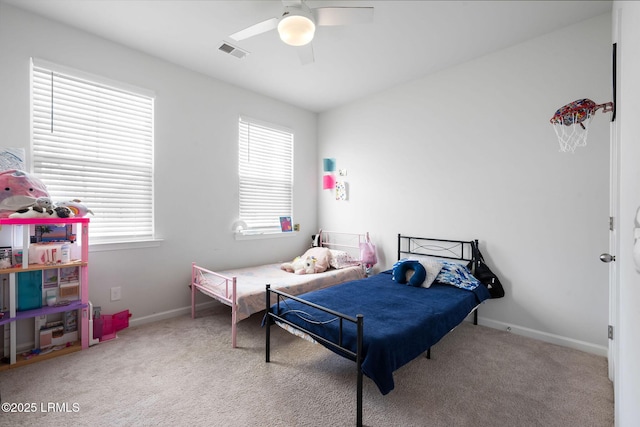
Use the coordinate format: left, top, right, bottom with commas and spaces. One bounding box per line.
264, 235, 494, 427
270, 270, 489, 394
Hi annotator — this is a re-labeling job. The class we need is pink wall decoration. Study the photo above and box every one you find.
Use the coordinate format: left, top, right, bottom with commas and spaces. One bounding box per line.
323, 174, 336, 189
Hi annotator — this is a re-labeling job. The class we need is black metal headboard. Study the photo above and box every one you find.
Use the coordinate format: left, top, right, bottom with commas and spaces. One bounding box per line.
397, 234, 479, 267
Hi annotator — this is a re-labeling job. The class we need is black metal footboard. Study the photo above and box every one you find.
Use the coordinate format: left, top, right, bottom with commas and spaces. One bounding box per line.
265, 284, 365, 427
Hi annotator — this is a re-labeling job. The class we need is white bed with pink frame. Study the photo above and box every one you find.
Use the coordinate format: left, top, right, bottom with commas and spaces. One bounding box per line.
191, 230, 368, 347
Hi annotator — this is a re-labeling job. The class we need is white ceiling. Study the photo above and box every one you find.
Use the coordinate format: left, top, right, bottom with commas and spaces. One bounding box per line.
2, 0, 612, 112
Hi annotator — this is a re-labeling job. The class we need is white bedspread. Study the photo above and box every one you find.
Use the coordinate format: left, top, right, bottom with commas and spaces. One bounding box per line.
196, 263, 365, 322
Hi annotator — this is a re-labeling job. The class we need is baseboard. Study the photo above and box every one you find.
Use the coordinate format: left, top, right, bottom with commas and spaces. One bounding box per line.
128, 301, 218, 328
477, 317, 608, 357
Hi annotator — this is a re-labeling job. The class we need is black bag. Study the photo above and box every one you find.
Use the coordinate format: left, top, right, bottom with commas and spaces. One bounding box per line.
467, 250, 505, 298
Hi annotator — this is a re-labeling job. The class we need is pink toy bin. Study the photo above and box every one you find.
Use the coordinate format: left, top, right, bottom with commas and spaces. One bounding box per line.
94, 309, 131, 342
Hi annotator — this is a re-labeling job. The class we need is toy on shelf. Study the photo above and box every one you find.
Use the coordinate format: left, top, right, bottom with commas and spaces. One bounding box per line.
0, 170, 93, 219
55, 199, 93, 217
0, 170, 50, 218
9, 205, 74, 219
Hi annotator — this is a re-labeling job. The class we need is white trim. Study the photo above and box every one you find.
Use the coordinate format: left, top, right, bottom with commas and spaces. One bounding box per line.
129, 301, 218, 328
234, 231, 298, 241
238, 114, 293, 135
479, 316, 608, 357
89, 239, 163, 252
31, 57, 155, 98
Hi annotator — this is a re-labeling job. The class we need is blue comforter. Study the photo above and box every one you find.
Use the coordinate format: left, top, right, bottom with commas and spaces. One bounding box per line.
270, 270, 490, 395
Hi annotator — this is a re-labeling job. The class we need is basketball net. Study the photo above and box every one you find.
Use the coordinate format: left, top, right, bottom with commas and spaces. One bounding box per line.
551, 113, 594, 153
549, 99, 613, 153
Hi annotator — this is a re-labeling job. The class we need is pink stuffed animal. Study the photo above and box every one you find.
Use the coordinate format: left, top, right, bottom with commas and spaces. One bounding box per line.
281, 256, 317, 275
0, 170, 50, 218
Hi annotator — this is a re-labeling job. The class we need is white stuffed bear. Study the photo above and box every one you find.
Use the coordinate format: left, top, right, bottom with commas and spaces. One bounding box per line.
281, 256, 317, 275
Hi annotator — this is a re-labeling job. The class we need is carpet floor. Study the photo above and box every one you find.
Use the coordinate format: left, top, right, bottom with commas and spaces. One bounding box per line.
0, 304, 614, 426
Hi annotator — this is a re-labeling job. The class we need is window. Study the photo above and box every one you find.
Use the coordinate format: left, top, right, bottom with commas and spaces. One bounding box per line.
238, 116, 293, 232
31, 58, 155, 244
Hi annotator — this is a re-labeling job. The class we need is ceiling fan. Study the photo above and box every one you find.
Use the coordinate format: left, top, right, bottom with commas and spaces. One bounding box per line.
228, 0, 374, 65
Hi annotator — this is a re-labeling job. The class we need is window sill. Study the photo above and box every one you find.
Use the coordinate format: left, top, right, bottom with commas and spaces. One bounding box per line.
89, 238, 164, 252
234, 231, 298, 241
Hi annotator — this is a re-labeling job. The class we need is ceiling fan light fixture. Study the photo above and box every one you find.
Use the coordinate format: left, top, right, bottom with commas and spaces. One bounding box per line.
277, 11, 315, 46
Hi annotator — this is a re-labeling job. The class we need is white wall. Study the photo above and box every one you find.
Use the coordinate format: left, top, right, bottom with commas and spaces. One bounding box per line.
318, 14, 612, 354
0, 4, 318, 324
613, 2, 640, 424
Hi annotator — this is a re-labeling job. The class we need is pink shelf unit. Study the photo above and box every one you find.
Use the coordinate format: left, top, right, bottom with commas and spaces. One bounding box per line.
0, 217, 90, 365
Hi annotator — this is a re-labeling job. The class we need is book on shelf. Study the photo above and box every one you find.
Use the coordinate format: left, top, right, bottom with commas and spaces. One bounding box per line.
64, 310, 77, 333
59, 266, 79, 283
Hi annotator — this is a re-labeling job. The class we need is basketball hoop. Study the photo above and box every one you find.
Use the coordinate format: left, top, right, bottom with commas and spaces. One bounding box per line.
550, 98, 613, 153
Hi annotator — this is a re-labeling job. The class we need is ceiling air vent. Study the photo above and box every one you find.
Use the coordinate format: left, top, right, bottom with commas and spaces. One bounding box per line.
218, 42, 249, 59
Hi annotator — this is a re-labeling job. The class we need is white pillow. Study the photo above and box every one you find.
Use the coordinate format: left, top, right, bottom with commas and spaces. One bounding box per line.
416, 258, 443, 288
329, 249, 358, 269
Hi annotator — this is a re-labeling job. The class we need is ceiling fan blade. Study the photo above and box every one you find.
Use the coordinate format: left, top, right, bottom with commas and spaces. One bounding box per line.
229, 17, 279, 41
314, 7, 374, 26
296, 43, 314, 65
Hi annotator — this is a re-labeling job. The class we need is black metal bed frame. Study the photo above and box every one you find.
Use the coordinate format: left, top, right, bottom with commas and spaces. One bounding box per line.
264, 234, 480, 427
398, 234, 480, 328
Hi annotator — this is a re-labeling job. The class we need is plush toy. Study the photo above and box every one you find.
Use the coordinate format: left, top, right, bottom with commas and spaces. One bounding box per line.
55, 199, 93, 217
34, 197, 53, 209
281, 256, 317, 275
0, 170, 50, 218
9, 205, 74, 219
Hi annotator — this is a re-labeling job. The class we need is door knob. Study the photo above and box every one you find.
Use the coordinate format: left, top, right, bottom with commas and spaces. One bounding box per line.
600, 253, 616, 263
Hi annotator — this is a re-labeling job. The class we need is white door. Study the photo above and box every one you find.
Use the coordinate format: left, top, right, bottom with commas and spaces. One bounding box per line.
605, 24, 621, 385
606, 113, 618, 383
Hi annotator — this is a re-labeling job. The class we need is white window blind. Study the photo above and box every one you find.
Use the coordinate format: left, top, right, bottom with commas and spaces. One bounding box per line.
31, 59, 155, 243
238, 116, 293, 231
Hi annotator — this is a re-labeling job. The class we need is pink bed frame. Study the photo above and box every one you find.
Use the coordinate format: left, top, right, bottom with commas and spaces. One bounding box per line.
191, 230, 369, 348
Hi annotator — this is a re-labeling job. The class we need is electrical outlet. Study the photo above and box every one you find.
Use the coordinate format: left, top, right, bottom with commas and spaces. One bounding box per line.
339, 169, 348, 176
110, 286, 122, 301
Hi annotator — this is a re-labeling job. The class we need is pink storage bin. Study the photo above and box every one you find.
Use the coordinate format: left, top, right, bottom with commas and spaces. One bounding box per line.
94, 309, 131, 342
